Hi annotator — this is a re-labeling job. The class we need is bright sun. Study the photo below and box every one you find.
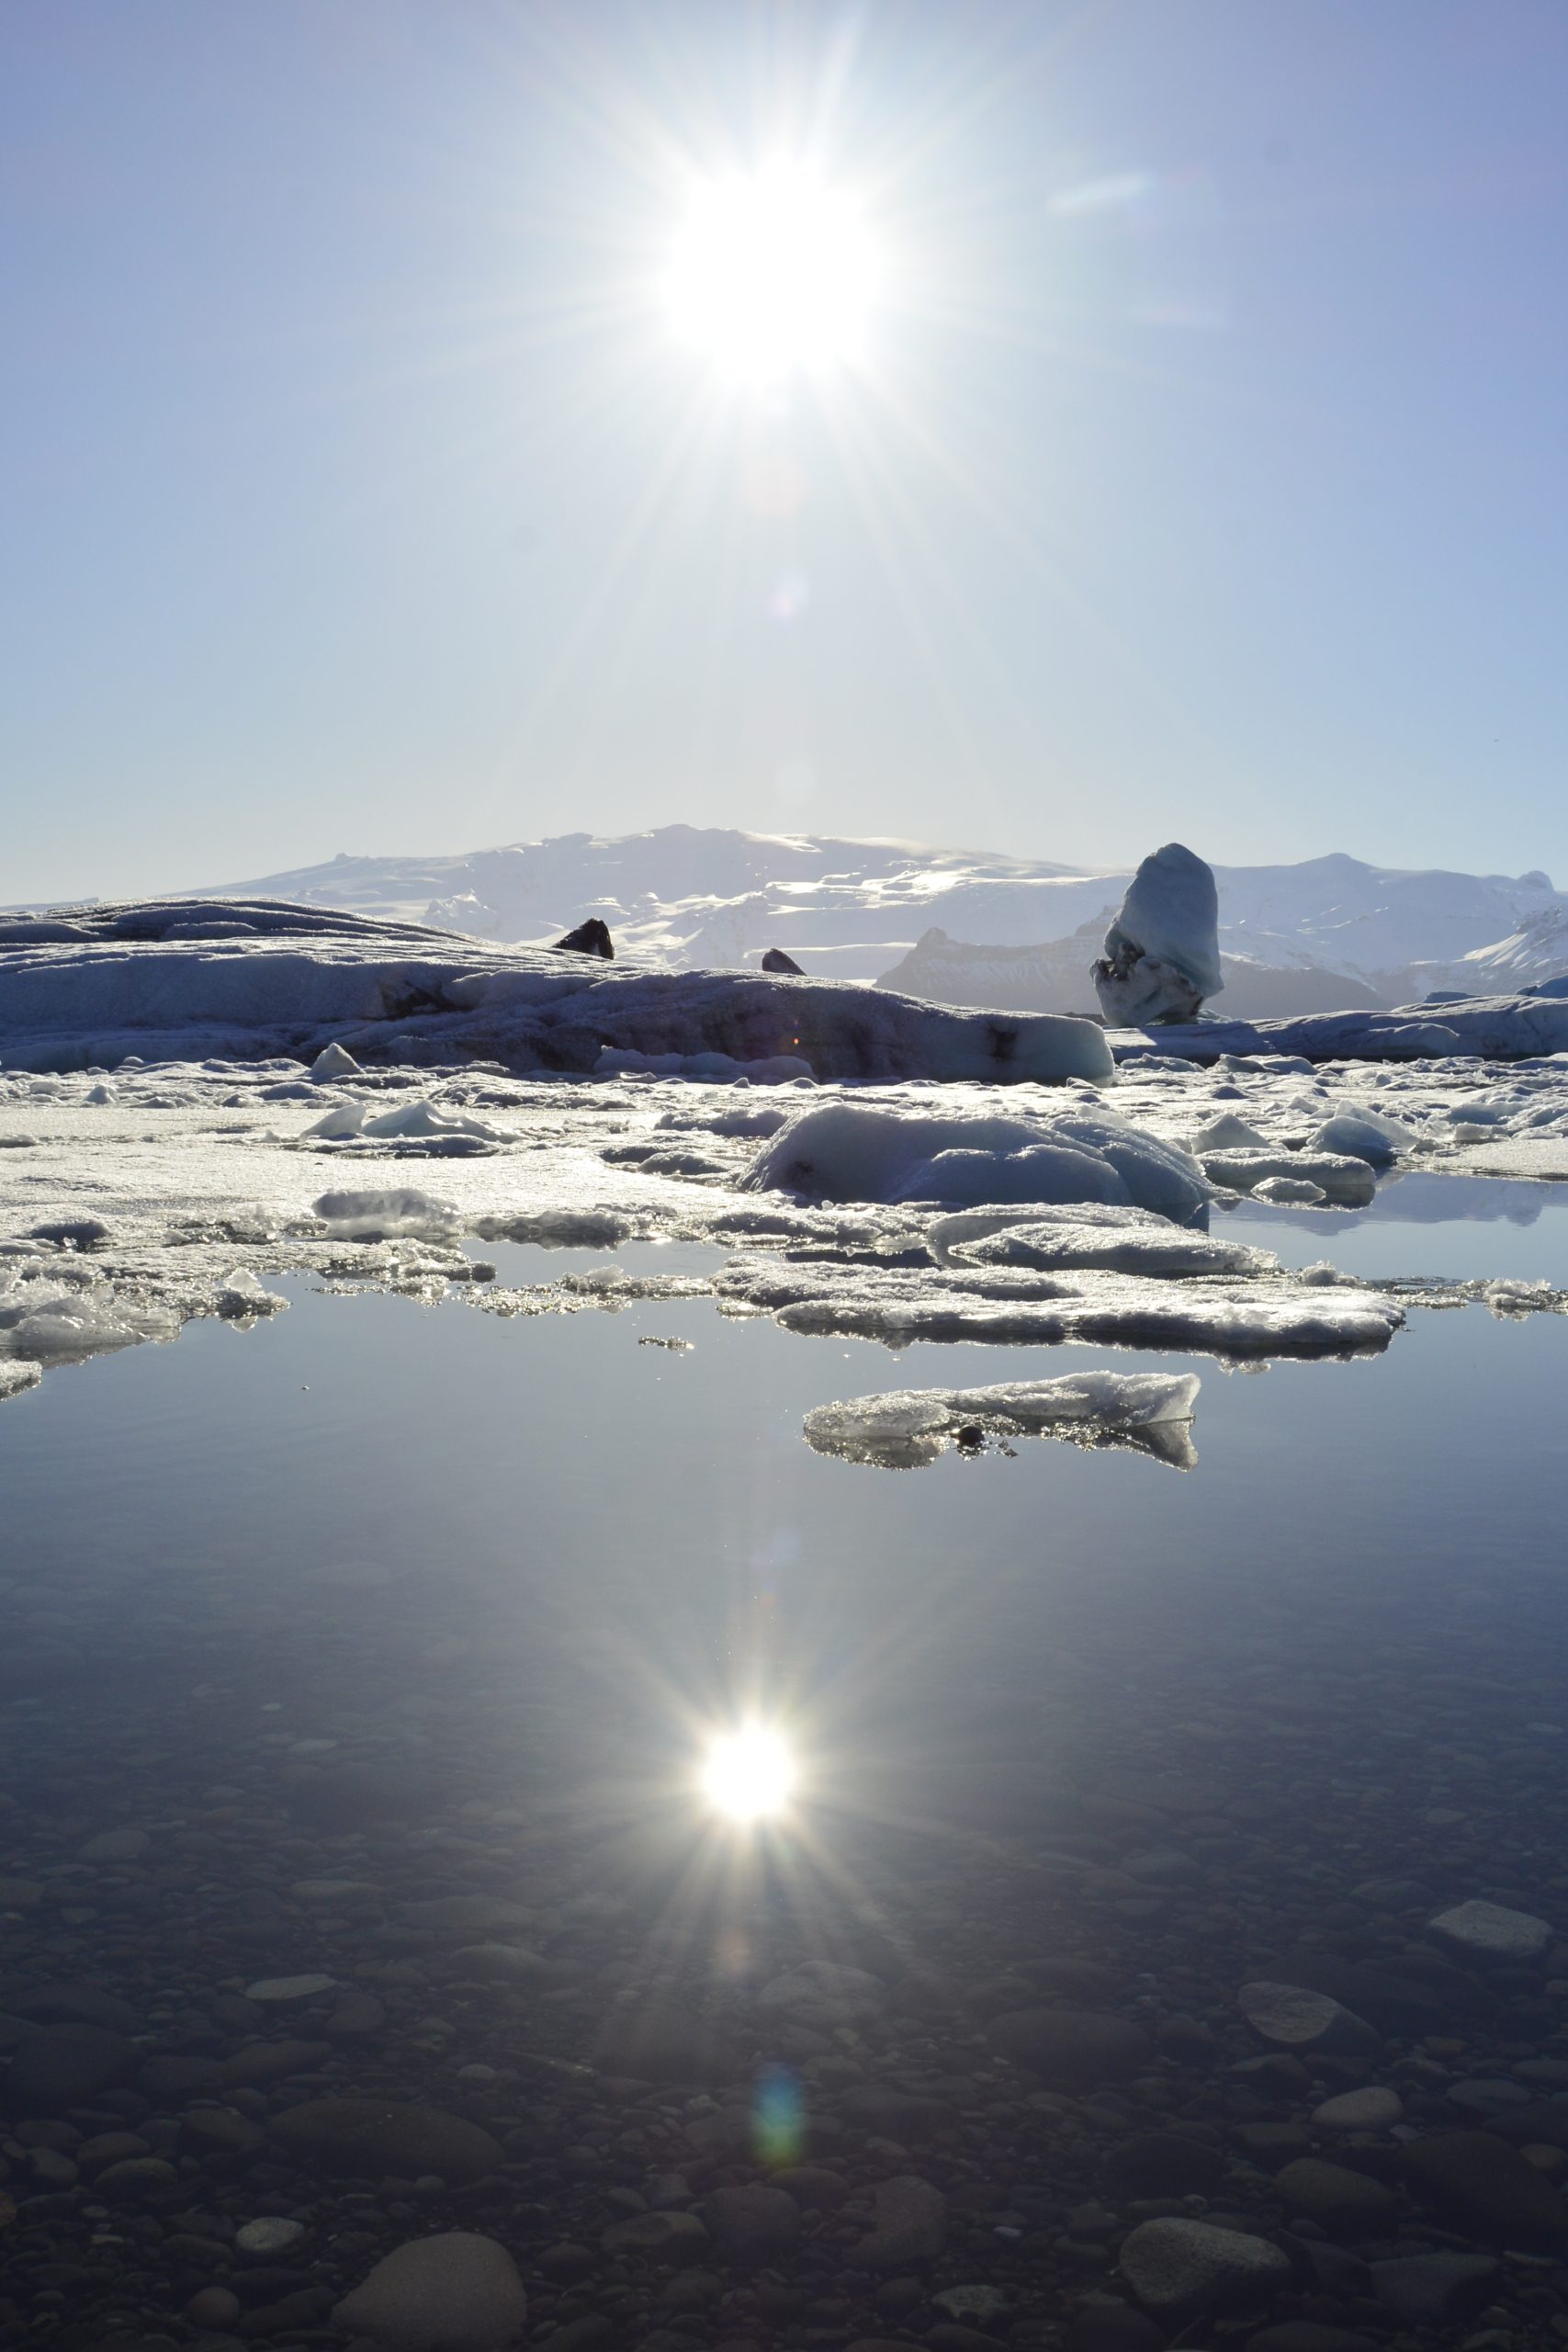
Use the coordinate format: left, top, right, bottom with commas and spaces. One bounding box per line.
700, 1723, 798, 1822
664, 164, 879, 384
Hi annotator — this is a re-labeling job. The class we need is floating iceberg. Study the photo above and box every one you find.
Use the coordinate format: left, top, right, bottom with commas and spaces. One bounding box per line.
740, 1101, 1209, 1220
1093, 844, 1223, 1025
803, 1370, 1201, 1470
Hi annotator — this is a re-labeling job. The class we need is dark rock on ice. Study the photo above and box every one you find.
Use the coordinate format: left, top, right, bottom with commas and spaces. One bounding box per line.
761, 946, 805, 974
554, 917, 615, 958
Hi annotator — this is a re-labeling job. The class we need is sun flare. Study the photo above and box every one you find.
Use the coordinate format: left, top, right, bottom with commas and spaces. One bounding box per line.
700, 1722, 798, 1822
663, 164, 880, 385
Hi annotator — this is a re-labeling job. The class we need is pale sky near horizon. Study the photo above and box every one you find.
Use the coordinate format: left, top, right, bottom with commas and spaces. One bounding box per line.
3, 1, 1566, 904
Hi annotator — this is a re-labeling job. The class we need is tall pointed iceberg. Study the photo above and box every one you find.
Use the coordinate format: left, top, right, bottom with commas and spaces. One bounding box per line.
1092, 842, 1222, 1025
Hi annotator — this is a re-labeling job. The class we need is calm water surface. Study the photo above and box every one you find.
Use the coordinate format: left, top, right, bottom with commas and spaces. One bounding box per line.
4, 1200, 1568, 2348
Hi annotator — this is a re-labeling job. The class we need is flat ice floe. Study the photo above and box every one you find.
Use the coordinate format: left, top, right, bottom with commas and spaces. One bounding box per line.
716, 1255, 1403, 1358
803, 1370, 1201, 1471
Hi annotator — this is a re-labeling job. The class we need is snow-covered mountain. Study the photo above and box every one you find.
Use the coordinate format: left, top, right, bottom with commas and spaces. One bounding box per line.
1444, 904, 1568, 992
204, 826, 1566, 1003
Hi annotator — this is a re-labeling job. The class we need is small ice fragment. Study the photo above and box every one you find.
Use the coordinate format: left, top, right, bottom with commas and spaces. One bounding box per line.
1251, 1175, 1327, 1205
804, 1369, 1200, 1471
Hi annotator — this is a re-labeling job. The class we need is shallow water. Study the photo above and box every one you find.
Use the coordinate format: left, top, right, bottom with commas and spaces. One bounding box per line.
4, 1212, 1568, 2346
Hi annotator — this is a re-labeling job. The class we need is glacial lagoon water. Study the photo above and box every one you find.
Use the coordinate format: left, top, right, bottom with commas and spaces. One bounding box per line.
3, 1196, 1568, 2349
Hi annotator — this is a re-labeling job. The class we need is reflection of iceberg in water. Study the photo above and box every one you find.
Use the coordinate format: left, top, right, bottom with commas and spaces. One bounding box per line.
803, 1369, 1199, 1472
1228, 1170, 1568, 1232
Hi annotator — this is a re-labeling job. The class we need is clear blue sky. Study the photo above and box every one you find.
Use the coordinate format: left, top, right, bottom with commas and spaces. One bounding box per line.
3, 1, 1565, 902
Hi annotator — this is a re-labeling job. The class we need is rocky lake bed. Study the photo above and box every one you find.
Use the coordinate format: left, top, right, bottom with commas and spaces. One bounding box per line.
4, 1253, 1568, 2352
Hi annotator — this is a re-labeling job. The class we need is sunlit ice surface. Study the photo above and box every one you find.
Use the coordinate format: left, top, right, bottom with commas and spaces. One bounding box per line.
663, 163, 881, 385
700, 1720, 798, 1822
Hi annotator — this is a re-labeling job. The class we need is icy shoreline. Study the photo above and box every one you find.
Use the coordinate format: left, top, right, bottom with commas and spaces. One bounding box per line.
3, 899, 1566, 1403
3, 1043, 1566, 1405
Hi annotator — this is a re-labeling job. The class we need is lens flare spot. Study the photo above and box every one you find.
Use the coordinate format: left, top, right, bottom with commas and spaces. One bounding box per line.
753, 2063, 806, 2165
701, 1723, 796, 1821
